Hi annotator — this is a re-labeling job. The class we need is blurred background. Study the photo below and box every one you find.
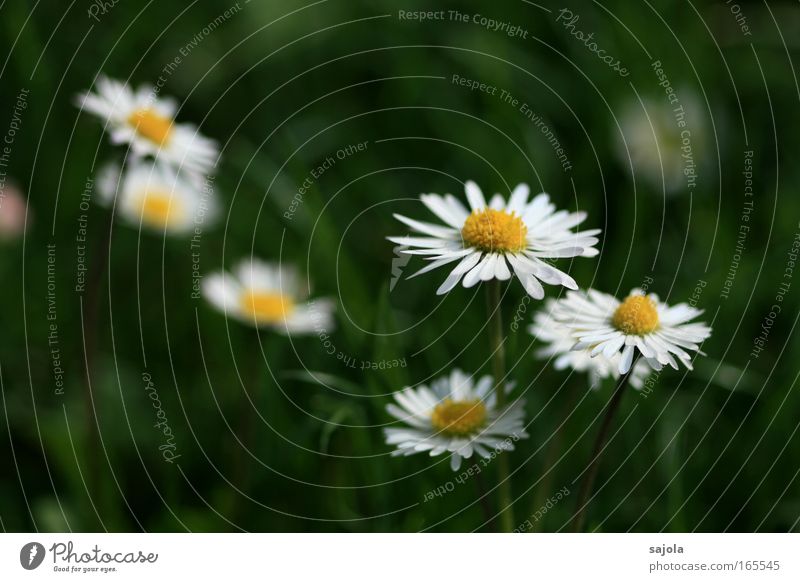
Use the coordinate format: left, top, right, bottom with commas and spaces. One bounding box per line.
0, 0, 798, 532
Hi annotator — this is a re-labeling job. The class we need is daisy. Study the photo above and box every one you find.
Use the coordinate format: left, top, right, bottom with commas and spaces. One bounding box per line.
384, 369, 528, 471
388, 181, 600, 299
75, 75, 218, 176
98, 161, 216, 235
529, 302, 650, 389
614, 91, 706, 195
202, 259, 335, 333
553, 288, 712, 374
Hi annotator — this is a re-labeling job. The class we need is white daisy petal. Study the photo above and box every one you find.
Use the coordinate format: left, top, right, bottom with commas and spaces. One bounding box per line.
464, 180, 486, 210
489, 193, 505, 210
420, 194, 464, 228
437, 270, 465, 295
443, 194, 471, 222
462, 256, 489, 288
386, 236, 452, 248
521, 274, 545, 299
436, 252, 482, 294
507, 183, 530, 213
479, 253, 499, 281
408, 253, 470, 279
619, 344, 635, 374
494, 256, 512, 280
393, 213, 458, 238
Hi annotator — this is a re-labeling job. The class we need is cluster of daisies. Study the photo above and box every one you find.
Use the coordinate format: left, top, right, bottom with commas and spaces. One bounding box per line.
77, 76, 712, 476
75, 76, 335, 331
77, 76, 219, 233
385, 181, 711, 471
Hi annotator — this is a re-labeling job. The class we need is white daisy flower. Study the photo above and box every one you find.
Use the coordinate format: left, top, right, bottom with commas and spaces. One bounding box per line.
529, 302, 650, 389
388, 181, 600, 299
99, 161, 216, 235
76, 75, 218, 176
384, 369, 528, 471
202, 259, 335, 333
553, 288, 712, 375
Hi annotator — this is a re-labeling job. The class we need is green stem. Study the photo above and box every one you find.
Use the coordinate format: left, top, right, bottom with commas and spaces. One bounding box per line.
81, 209, 112, 528
231, 327, 261, 526
485, 280, 514, 532
571, 354, 641, 532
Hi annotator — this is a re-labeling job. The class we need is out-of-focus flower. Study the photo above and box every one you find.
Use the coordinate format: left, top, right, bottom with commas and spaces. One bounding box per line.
202, 259, 335, 333
384, 368, 527, 471
553, 288, 712, 374
75, 75, 218, 176
614, 91, 707, 194
0, 182, 30, 240
99, 161, 216, 235
388, 181, 600, 299
529, 301, 650, 389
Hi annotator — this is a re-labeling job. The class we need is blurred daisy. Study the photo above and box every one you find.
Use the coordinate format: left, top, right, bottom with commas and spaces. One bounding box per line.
384, 369, 527, 471
388, 181, 599, 299
554, 289, 712, 374
529, 302, 650, 389
614, 91, 707, 194
75, 75, 218, 175
99, 161, 216, 234
202, 259, 335, 333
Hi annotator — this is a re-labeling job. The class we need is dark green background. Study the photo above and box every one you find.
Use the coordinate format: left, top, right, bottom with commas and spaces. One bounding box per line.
0, 0, 798, 532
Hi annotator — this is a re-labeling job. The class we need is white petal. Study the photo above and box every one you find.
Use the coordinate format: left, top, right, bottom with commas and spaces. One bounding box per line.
619, 344, 635, 375
464, 180, 486, 211
386, 236, 451, 249
479, 254, 499, 281
408, 253, 469, 279
420, 194, 464, 228
436, 253, 482, 294
494, 256, 512, 280
507, 183, 530, 213
462, 255, 489, 288
521, 274, 545, 299
602, 335, 626, 358
436, 270, 463, 295
489, 193, 505, 210
393, 214, 457, 238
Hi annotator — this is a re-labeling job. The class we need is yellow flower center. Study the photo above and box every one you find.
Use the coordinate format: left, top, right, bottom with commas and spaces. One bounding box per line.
240, 291, 295, 324
430, 398, 487, 437
461, 208, 528, 253
128, 108, 173, 146
612, 295, 660, 335
138, 190, 183, 229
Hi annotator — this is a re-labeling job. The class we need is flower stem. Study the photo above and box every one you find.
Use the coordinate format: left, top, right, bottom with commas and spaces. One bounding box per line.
81, 208, 112, 526
231, 327, 261, 525
485, 280, 514, 532
571, 355, 640, 532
